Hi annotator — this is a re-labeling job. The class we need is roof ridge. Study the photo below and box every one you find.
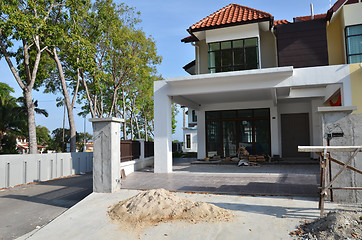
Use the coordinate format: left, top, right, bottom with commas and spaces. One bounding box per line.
191, 4, 233, 29
230, 3, 272, 17
189, 3, 272, 31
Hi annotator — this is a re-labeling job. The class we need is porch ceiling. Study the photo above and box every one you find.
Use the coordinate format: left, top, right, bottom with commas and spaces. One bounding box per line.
178, 88, 274, 105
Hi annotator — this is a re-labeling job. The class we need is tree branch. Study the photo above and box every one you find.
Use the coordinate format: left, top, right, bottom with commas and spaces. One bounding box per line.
0, 31, 26, 90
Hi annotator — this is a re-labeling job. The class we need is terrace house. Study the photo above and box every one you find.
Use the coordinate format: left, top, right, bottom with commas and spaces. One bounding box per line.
154, 1, 362, 173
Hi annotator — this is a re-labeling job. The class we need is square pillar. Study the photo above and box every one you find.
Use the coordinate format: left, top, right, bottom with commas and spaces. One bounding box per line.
197, 109, 206, 159
154, 81, 172, 173
89, 117, 124, 193
137, 139, 145, 160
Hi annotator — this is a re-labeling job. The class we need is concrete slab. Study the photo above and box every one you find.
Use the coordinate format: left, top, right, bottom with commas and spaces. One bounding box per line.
19, 189, 354, 240
121, 163, 320, 197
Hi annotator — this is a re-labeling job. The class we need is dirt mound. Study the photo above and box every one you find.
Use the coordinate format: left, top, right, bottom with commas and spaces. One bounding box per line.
290, 210, 362, 240
108, 189, 233, 231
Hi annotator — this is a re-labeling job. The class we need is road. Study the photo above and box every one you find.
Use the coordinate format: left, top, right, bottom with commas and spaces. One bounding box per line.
0, 174, 93, 240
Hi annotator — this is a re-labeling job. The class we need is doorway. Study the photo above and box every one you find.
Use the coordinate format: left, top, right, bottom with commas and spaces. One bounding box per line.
206, 108, 270, 157
281, 113, 310, 158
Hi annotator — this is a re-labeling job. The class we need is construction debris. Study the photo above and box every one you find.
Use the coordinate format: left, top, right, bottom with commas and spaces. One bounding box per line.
290, 210, 362, 240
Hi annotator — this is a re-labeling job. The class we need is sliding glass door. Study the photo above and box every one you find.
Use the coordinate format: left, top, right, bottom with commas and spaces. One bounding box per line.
223, 121, 236, 157
206, 108, 270, 157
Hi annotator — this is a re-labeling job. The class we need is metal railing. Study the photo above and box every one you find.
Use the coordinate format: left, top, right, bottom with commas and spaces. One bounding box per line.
120, 140, 154, 162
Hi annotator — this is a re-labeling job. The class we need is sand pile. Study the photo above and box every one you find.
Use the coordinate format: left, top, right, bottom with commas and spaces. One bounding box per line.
290, 210, 362, 240
108, 189, 233, 231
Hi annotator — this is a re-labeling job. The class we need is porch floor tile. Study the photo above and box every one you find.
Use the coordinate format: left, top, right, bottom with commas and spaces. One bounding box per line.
121, 159, 320, 197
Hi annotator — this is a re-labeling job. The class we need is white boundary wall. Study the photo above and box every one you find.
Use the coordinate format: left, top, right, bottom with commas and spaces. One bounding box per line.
0, 152, 93, 189
120, 157, 154, 176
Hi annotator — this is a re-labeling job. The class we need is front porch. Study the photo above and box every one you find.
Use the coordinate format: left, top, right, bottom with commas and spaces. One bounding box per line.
121, 158, 320, 197
154, 64, 353, 173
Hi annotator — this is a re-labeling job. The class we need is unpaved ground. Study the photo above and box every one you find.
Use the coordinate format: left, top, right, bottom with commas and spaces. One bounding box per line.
291, 210, 362, 240
108, 189, 233, 233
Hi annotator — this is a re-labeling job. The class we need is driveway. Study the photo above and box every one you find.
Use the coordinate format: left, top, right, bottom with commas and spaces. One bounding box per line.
0, 174, 93, 240
121, 158, 320, 197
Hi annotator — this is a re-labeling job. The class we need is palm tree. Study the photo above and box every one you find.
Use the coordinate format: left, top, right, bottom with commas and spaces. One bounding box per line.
0, 87, 26, 152
17, 97, 49, 118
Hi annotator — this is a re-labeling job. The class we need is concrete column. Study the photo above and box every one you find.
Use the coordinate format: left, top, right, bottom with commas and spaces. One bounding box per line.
197, 109, 206, 159
89, 117, 124, 193
154, 81, 172, 173
270, 105, 279, 156
137, 139, 145, 160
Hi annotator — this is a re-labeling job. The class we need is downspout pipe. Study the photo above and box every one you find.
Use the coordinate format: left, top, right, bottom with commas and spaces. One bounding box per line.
191, 42, 200, 75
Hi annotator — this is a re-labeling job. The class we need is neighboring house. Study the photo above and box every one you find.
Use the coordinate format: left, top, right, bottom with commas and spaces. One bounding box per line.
182, 106, 198, 153
154, 1, 362, 173
16, 138, 46, 154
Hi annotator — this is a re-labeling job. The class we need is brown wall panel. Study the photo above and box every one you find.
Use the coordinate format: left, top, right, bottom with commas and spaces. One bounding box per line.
276, 19, 329, 68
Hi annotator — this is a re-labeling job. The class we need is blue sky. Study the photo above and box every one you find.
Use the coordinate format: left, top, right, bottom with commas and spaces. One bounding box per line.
0, 0, 333, 141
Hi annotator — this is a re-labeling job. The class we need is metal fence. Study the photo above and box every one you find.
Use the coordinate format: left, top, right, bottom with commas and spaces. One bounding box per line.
145, 141, 154, 157
120, 140, 154, 162
120, 140, 140, 162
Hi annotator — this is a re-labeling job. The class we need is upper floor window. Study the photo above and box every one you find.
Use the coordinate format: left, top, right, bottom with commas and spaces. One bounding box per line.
346, 24, 362, 63
208, 38, 259, 73
192, 110, 197, 122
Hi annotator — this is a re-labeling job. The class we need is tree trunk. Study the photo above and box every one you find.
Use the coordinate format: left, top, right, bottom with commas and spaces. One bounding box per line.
122, 89, 127, 140
130, 111, 134, 140
50, 48, 77, 152
135, 113, 141, 139
144, 115, 148, 141
24, 90, 37, 154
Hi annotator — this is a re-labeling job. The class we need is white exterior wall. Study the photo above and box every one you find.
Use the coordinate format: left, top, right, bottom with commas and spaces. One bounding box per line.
205, 23, 259, 43
259, 29, 278, 68
343, 3, 362, 27
197, 40, 209, 74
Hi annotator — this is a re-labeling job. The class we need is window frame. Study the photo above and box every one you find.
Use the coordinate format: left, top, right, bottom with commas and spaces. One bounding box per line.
185, 134, 191, 149
208, 37, 259, 73
192, 110, 197, 123
345, 24, 362, 64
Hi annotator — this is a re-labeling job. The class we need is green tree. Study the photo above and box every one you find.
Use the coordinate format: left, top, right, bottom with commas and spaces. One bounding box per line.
49, 128, 92, 152
79, 0, 161, 141
0, 0, 58, 153
171, 103, 179, 134
0, 83, 26, 153
36, 125, 51, 146
43, 0, 93, 152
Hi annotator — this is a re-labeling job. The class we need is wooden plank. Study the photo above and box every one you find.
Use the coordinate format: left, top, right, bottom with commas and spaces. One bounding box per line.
298, 146, 362, 152
329, 156, 362, 175
321, 148, 360, 195
320, 157, 326, 217
319, 187, 362, 190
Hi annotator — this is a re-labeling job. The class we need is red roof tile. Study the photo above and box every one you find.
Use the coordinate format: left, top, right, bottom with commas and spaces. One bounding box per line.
274, 19, 290, 25
293, 13, 327, 22
189, 3, 272, 32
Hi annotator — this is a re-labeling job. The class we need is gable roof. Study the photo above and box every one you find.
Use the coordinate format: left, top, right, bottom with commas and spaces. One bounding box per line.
188, 3, 273, 33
